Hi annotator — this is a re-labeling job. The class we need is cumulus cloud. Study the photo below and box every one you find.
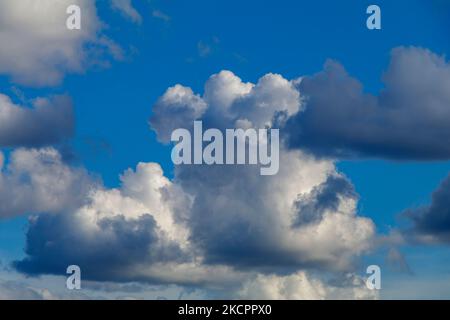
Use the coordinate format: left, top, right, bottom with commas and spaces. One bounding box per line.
0, 148, 95, 218
175, 154, 373, 271
285, 47, 450, 160
12, 70, 376, 298
150, 85, 207, 143
0, 0, 123, 86
237, 272, 377, 300
404, 174, 450, 244
15, 213, 188, 280
0, 94, 74, 147
13, 156, 198, 283
151, 70, 374, 272
10, 153, 247, 289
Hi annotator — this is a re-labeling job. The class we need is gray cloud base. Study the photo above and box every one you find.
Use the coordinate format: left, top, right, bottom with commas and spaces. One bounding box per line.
285, 47, 450, 160
405, 174, 450, 244
14, 213, 188, 281
0, 94, 74, 148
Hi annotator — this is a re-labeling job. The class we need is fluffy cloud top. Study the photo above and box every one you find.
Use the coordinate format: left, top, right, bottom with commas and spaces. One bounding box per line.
13, 152, 195, 283
285, 47, 450, 160
0, 94, 74, 147
0, 0, 123, 86
150, 70, 374, 271
10, 70, 376, 298
0, 148, 94, 218
150, 85, 208, 143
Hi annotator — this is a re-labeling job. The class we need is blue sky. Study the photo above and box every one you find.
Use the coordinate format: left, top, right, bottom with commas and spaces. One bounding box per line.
0, 0, 450, 299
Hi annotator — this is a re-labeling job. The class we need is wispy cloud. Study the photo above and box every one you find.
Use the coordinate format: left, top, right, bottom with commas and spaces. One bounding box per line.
152, 9, 171, 22
110, 0, 142, 24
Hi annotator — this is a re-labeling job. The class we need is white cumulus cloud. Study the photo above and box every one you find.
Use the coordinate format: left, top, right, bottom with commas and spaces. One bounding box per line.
0, 0, 124, 86
6, 70, 377, 299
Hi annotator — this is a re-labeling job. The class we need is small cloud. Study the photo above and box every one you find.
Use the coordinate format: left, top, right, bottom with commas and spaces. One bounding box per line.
212, 36, 220, 44
197, 41, 212, 58
197, 37, 220, 58
152, 9, 171, 22
233, 53, 248, 64
110, 0, 142, 24
386, 248, 414, 275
